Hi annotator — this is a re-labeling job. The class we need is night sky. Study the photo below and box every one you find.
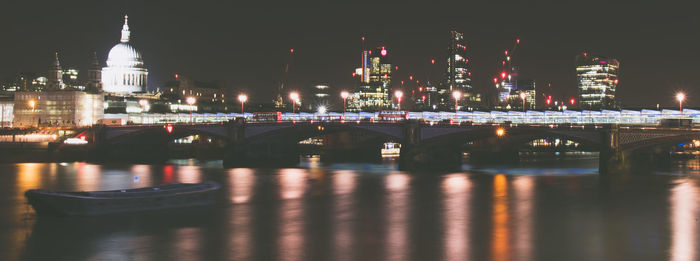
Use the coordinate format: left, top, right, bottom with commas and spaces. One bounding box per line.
1, 1, 698, 107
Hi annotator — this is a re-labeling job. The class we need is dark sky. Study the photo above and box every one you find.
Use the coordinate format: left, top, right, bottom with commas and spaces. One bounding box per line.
1, 1, 698, 107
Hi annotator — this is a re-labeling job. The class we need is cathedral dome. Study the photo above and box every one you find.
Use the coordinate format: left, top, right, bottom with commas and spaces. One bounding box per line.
106, 42, 143, 68
101, 15, 148, 94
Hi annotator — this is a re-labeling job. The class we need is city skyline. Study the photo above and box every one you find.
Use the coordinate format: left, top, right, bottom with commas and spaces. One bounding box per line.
1, 2, 698, 107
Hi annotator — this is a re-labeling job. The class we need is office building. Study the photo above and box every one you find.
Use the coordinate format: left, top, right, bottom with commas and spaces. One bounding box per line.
351, 46, 391, 111
576, 53, 619, 109
13, 91, 103, 127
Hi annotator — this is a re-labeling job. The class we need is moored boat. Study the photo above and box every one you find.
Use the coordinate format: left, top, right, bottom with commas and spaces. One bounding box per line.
25, 181, 221, 216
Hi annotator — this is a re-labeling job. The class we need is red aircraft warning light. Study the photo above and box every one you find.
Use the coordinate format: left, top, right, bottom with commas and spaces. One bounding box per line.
500, 72, 507, 79
570, 98, 576, 105
165, 124, 173, 133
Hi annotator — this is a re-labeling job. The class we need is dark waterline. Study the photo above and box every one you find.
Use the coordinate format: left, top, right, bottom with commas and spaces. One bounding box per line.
1, 155, 699, 260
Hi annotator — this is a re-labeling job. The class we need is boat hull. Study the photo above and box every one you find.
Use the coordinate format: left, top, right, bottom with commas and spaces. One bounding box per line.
25, 182, 221, 217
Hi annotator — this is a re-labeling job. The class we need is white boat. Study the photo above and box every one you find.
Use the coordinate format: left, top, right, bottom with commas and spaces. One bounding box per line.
381, 142, 401, 157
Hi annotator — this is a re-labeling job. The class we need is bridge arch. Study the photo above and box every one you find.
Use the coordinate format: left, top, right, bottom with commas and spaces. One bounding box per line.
99, 124, 233, 145
242, 122, 404, 144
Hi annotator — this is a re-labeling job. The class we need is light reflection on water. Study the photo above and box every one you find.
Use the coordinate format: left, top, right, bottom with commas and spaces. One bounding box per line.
670, 179, 698, 261
1, 155, 700, 260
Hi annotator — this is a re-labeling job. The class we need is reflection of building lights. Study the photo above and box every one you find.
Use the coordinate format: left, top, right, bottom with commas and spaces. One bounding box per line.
443, 174, 470, 260
671, 180, 698, 261
279, 168, 306, 199
386, 173, 409, 191
492, 174, 510, 261
230, 168, 255, 204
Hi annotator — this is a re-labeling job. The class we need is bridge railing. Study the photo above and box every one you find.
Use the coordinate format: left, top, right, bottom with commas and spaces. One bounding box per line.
103, 109, 699, 126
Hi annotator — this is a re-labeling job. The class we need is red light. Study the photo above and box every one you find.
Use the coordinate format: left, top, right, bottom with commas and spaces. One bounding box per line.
419, 87, 423, 92
409, 75, 413, 80
422, 95, 426, 100
583, 52, 587, 57
500, 72, 507, 79
361, 36, 365, 41
546, 99, 552, 105
79, 136, 85, 141
505, 50, 508, 55
614, 79, 619, 84
468, 72, 471, 77
352, 72, 356, 77
431, 59, 435, 64
465, 59, 469, 63
290, 48, 294, 53
570, 98, 575, 105
401, 80, 404, 85
516, 38, 520, 44
395, 66, 398, 70
165, 124, 173, 133
381, 48, 387, 56
502, 61, 506, 66
174, 73, 179, 79
493, 78, 498, 83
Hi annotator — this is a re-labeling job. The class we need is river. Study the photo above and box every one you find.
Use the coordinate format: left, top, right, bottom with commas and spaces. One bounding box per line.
1, 154, 699, 260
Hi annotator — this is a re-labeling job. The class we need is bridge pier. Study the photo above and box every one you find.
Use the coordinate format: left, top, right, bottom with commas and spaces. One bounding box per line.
398, 143, 463, 171
397, 120, 463, 171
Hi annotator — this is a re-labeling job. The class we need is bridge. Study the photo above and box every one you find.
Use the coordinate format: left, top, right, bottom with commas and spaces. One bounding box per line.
61, 119, 700, 174
108, 108, 700, 125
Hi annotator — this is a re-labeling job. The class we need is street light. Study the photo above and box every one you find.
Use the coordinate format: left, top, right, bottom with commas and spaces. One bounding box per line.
340, 91, 349, 114
519, 92, 527, 112
317, 105, 327, 114
238, 94, 248, 114
186, 96, 196, 123
289, 92, 300, 113
496, 127, 506, 137
394, 90, 403, 111
676, 92, 685, 118
452, 90, 461, 112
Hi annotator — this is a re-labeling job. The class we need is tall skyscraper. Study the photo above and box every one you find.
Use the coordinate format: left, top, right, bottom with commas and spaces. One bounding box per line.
443, 31, 480, 110
102, 15, 148, 94
47, 52, 64, 90
351, 46, 391, 111
445, 31, 472, 93
576, 53, 619, 109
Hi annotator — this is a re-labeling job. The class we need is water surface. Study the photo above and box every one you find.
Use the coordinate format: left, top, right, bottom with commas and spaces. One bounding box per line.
1, 155, 699, 260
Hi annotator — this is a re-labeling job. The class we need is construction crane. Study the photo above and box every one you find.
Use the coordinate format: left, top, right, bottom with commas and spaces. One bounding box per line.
274, 48, 294, 109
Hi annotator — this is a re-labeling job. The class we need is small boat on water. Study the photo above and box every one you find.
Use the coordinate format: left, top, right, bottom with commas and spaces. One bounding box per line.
25, 181, 221, 216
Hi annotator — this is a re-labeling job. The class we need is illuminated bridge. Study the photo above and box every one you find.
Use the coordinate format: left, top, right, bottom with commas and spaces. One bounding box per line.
105, 109, 700, 125
64, 116, 700, 174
